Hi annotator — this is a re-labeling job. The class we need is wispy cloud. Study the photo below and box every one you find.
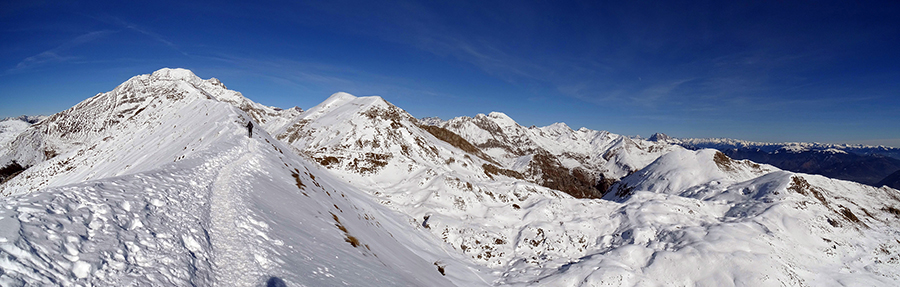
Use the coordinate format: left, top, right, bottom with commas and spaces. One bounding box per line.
198, 53, 448, 104
8, 14, 187, 74
124, 24, 186, 56
92, 15, 188, 56
11, 30, 113, 72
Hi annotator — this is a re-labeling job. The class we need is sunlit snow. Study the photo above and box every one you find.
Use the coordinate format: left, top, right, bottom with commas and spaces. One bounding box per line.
1, 68, 899, 286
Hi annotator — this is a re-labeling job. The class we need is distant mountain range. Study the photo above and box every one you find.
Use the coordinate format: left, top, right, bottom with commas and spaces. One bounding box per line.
2, 69, 899, 286
645, 134, 900, 189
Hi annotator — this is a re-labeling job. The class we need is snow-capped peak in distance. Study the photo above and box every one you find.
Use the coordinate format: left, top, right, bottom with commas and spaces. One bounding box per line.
680, 136, 900, 152
2, 69, 900, 286
647, 132, 675, 143
419, 116, 445, 126
1, 115, 48, 124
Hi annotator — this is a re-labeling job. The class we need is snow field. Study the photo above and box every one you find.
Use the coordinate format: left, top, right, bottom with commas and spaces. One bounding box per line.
3, 69, 900, 286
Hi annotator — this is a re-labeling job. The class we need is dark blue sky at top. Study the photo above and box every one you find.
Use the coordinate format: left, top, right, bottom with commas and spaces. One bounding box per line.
1, 0, 898, 146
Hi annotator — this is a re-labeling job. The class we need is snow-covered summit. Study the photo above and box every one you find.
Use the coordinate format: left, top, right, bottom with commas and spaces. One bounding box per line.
0, 68, 301, 194
484, 112, 518, 128
149, 67, 202, 81
647, 132, 675, 143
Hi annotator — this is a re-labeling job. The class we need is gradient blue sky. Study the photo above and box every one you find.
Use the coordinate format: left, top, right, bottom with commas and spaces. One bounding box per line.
2, 1, 898, 146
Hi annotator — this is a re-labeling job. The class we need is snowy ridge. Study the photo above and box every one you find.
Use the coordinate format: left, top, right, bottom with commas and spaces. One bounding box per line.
2, 68, 900, 286
0, 119, 473, 286
0, 68, 301, 195
0, 70, 484, 286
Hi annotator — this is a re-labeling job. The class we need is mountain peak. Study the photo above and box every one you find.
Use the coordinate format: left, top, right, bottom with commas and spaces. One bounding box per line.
304, 92, 396, 121
325, 91, 358, 102
544, 122, 571, 131
484, 112, 518, 128
648, 132, 673, 142
149, 67, 201, 82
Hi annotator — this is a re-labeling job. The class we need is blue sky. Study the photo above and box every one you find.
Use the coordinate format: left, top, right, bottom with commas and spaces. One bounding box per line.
1, 1, 899, 146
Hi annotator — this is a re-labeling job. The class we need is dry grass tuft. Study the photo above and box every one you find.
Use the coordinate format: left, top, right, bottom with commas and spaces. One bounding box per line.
483, 164, 525, 180
332, 213, 361, 248
433, 262, 446, 276
526, 153, 603, 199
419, 124, 498, 164
839, 205, 863, 224
316, 156, 339, 166
291, 170, 306, 189
713, 151, 735, 171
788, 176, 828, 205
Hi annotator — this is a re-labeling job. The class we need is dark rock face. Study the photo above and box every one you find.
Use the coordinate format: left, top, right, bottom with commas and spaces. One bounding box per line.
524, 152, 603, 199
0, 161, 26, 184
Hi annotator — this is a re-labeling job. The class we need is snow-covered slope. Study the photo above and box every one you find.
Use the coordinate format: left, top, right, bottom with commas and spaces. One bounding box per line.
0, 69, 485, 286
604, 148, 778, 200
272, 91, 900, 286
3, 69, 900, 286
585, 148, 900, 286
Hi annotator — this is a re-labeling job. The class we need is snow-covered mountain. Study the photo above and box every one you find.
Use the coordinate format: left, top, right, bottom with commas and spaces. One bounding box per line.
665, 135, 900, 187
2, 68, 900, 286
433, 113, 678, 198
0, 69, 479, 286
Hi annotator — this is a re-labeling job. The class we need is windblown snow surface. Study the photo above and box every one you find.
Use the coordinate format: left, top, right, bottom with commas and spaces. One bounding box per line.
1, 68, 900, 286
